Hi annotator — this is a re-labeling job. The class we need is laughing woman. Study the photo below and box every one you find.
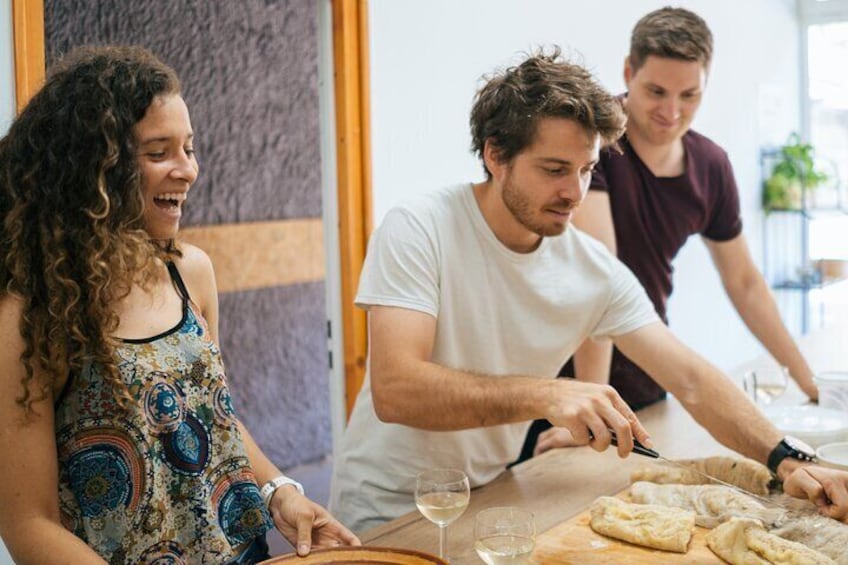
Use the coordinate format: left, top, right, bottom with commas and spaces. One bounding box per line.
0, 46, 358, 564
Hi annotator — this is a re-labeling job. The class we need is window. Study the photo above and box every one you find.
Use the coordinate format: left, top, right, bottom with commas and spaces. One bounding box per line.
800, 0, 848, 328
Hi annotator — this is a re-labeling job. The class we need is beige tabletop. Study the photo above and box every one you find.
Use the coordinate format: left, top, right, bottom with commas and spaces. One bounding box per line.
361, 396, 729, 563
360, 323, 847, 564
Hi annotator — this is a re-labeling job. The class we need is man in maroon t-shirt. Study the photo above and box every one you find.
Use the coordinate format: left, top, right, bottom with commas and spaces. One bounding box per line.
519, 7, 817, 462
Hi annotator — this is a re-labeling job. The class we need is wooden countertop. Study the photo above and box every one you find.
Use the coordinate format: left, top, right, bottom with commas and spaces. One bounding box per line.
362, 396, 730, 563
360, 323, 846, 563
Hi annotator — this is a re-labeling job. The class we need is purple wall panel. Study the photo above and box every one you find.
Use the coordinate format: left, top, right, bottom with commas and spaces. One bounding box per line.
220, 283, 330, 467
44, 0, 322, 224
44, 0, 331, 468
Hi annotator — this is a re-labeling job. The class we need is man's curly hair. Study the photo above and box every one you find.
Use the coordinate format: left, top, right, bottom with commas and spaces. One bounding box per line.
470, 46, 626, 178
0, 45, 182, 411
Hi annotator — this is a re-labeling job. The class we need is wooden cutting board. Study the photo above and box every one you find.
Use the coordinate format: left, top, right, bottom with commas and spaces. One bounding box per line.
531, 491, 724, 564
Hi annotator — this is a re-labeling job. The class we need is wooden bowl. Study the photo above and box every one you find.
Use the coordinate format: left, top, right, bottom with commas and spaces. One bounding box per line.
817, 259, 848, 281
260, 546, 447, 564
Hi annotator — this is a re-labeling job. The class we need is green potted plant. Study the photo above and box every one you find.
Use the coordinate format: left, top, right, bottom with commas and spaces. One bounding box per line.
762, 133, 828, 212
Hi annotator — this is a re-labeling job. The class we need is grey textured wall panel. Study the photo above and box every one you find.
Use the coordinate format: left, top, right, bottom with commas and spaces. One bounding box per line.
44, 0, 322, 224
44, 0, 331, 468
220, 282, 331, 468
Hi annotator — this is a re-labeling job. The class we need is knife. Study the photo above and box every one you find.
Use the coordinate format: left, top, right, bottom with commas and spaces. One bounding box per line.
601, 429, 779, 507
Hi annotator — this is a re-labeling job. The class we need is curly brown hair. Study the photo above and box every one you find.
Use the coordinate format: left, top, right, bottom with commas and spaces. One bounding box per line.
470, 47, 626, 178
0, 45, 182, 411
629, 7, 713, 72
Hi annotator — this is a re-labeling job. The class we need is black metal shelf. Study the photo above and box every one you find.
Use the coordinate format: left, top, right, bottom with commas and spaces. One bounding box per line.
765, 206, 847, 218
772, 277, 847, 291
761, 145, 848, 333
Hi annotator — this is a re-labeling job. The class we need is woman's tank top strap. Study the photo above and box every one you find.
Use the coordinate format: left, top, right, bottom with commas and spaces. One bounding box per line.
166, 261, 192, 302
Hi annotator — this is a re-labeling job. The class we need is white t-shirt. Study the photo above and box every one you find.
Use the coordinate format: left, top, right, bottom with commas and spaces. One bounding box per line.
329, 184, 659, 533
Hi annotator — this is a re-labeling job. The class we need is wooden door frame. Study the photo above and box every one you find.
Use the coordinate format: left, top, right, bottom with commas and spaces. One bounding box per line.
11, 0, 372, 419
331, 0, 372, 418
11, 0, 44, 112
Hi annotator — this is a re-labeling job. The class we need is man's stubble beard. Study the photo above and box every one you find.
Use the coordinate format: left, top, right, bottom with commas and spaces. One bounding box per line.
501, 171, 569, 238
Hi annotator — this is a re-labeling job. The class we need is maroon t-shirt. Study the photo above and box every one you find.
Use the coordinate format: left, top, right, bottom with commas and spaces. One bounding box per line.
560, 130, 743, 409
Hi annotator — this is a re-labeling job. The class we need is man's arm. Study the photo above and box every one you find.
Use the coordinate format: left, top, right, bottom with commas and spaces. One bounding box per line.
570, 190, 617, 384
368, 305, 648, 456
704, 234, 818, 400
573, 191, 618, 252
614, 322, 777, 460
572, 339, 614, 384
615, 322, 848, 519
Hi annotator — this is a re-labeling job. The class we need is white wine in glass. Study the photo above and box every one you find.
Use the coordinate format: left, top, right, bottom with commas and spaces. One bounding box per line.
415, 469, 470, 561
474, 506, 535, 565
743, 367, 789, 405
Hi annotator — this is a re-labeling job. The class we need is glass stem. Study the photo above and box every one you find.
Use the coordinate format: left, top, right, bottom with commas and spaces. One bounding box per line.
439, 524, 447, 560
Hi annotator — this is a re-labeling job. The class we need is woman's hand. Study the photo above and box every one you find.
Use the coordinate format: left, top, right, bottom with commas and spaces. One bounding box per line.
269, 486, 361, 555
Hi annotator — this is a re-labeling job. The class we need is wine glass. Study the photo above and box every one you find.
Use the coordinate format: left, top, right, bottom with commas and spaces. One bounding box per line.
414, 468, 470, 561
474, 506, 536, 565
743, 367, 789, 406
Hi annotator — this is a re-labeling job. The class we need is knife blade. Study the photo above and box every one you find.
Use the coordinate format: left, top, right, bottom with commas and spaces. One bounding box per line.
603, 430, 780, 507
633, 445, 777, 507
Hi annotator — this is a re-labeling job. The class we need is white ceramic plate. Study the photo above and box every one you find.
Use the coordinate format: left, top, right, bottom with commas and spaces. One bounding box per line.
762, 405, 848, 447
816, 441, 848, 471
815, 371, 848, 383
814, 372, 848, 411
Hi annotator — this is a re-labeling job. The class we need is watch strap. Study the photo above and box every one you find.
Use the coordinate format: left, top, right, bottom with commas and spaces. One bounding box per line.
260, 475, 305, 508
767, 437, 816, 475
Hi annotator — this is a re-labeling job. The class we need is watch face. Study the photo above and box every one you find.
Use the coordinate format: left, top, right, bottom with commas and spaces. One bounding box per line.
785, 435, 816, 457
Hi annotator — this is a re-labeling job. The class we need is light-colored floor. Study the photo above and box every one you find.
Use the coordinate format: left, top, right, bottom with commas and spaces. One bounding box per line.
267, 454, 335, 556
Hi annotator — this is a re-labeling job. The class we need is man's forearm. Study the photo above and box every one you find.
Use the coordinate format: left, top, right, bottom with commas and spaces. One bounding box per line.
727, 276, 815, 392
572, 338, 613, 383
371, 356, 651, 457
615, 324, 783, 466
371, 359, 560, 430
677, 361, 782, 465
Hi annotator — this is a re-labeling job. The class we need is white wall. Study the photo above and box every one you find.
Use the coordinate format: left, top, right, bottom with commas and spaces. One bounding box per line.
1, 0, 13, 136
368, 0, 802, 375
0, 4, 12, 562
1, 1, 16, 560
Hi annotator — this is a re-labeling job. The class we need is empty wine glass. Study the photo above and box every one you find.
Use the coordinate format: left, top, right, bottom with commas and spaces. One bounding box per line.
414, 468, 470, 561
474, 506, 536, 565
743, 367, 789, 405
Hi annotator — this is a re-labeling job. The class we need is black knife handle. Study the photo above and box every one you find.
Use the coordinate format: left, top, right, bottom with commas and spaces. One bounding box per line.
593, 428, 660, 458
630, 437, 660, 459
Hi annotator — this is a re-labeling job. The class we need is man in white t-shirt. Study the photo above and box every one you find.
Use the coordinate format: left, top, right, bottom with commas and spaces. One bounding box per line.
329, 48, 848, 534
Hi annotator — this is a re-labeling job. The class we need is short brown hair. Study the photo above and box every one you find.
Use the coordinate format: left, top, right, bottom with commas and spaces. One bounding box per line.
470, 47, 626, 178
629, 7, 713, 72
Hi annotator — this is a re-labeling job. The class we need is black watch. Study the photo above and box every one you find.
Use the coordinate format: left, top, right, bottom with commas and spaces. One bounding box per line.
767, 436, 817, 476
